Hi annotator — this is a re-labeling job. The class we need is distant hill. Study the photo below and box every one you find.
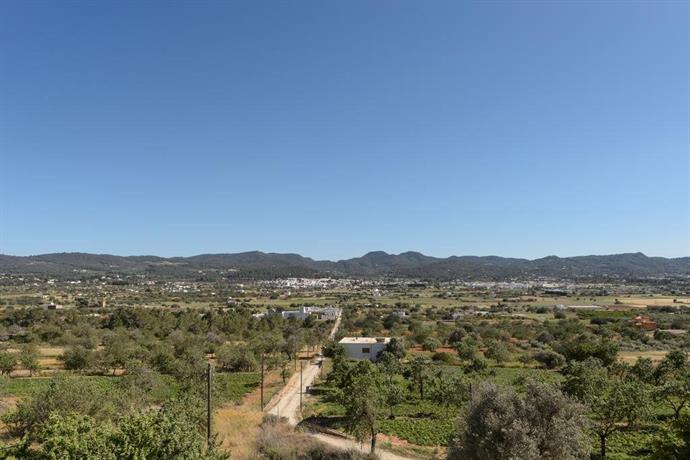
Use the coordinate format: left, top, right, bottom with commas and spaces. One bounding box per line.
1, 251, 689, 280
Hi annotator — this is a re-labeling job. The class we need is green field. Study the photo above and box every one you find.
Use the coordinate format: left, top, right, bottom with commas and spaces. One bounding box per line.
1, 371, 260, 404
305, 366, 561, 447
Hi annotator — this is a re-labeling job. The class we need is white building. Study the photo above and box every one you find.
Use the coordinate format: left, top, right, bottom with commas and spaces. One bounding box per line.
281, 306, 310, 320
317, 305, 341, 320
41, 302, 64, 310
281, 305, 342, 321
338, 337, 391, 361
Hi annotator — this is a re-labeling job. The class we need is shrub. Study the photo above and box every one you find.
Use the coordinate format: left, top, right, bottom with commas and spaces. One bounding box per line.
423, 337, 441, 352
532, 350, 566, 369
431, 352, 454, 364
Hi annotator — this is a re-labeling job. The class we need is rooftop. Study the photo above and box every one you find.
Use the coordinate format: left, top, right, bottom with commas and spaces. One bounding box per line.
339, 337, 391, 344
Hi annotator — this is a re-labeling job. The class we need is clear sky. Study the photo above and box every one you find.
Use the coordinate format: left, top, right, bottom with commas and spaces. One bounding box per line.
1, 1, 688, 260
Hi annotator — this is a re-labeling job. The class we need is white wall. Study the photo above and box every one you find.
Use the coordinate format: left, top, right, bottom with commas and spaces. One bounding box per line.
341, 341, 389, 361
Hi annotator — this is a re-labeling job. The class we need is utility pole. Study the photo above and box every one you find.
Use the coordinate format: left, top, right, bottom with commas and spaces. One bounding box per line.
260, 352, 265, 410
299, 360, 303, 413
207, 362, 213, 448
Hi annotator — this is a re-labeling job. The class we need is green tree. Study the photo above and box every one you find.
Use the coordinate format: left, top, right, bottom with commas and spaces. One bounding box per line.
0, 351, 16, 376
558, 335, 619, 366
563, 358, 653, 459
449, 382, 589, 460
650, 414, 690, 459
37, 413, 116, 459
382, 381, 405, 419
408, 356, 432, 400
455, 337, 479, 363
34, 397, 228, 460
322, 340, 345, 359
485, 340, 511, 365
422, 337, 441, 352
336, 360, 385, 454
382, 337, 406, 360
101, 332, 133, 375
19, 345, 40, 377
3, 377, 126, 439
376, 351, 401, 385
630, 357, 656, 384
428, 369, 466, 416
60, 346, 94, 372
561, 358, 609, 402
113, 396, 227, 459
657, 375, 690, 419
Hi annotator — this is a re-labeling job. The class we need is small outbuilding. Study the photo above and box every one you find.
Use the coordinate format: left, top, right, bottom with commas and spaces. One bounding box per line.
632, 315, 657, 331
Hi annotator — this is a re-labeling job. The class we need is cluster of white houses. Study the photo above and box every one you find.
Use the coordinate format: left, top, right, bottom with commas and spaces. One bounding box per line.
281, 305, 341, 320
252, 305, 341, 321
338, 336, 391, 361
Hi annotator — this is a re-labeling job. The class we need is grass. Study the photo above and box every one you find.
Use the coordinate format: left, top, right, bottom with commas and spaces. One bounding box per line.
0, 375, 119, 398
618, 350, 669, 364
214, 372, 261, 403
0, 371, 260, 404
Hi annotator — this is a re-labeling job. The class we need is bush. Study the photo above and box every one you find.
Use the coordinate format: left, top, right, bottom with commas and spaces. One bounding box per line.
60, 346, 95, 371
423, 337, 441, 352
431, 352, 454, 364
532, 350, 566, 369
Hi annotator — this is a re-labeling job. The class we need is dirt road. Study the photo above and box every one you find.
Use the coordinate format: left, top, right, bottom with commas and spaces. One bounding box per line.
265, 314, 339, 424
311, 433, 416, 460
265, 315, 417, 460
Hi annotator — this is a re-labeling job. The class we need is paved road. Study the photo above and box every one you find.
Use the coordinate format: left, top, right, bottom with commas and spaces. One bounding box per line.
265, 315, 416, 460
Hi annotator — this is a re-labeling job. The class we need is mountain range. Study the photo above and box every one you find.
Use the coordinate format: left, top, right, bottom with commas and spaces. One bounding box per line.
1, 251, 689, 280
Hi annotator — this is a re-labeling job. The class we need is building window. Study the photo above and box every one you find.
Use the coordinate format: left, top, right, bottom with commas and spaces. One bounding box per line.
362, 347, 370, 354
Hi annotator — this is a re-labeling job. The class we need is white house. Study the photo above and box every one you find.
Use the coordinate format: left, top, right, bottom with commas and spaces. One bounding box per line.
281, 307, 310, 320
317, 305, 341, 320
338, 337, 391, 361
41, 302, 63, 311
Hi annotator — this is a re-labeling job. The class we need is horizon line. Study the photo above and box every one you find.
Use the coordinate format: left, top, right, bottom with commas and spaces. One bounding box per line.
1, 249, 689, 262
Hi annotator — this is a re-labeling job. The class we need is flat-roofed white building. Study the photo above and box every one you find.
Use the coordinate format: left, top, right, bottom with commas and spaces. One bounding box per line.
281, 307, 310, 320
338, 337, 391, 361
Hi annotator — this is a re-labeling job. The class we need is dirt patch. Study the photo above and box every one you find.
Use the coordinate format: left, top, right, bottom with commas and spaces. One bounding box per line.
214, 405, 264, 458
620, 297, 689, 307
214, 369, 289, 458
619, 350, 668, 364
409, 346, 456, 355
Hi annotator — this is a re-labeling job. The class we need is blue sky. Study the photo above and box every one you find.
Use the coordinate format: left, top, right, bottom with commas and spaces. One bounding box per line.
1, 1, 688, 260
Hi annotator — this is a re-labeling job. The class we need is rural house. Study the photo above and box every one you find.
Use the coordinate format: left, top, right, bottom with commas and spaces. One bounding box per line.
338, 337, 391, 361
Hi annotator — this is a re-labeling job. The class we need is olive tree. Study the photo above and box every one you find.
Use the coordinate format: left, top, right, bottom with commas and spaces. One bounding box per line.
563, 358, 653, 459
449, 381, 589, 460
336, 360, 385, 453
407, 356, 432, 400
19, 345, 40, 377
428, 369, 467, 416
0, 351, 16, 376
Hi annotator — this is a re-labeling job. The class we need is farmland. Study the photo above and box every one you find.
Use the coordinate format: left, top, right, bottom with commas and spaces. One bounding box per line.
0, 272, 688, 459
